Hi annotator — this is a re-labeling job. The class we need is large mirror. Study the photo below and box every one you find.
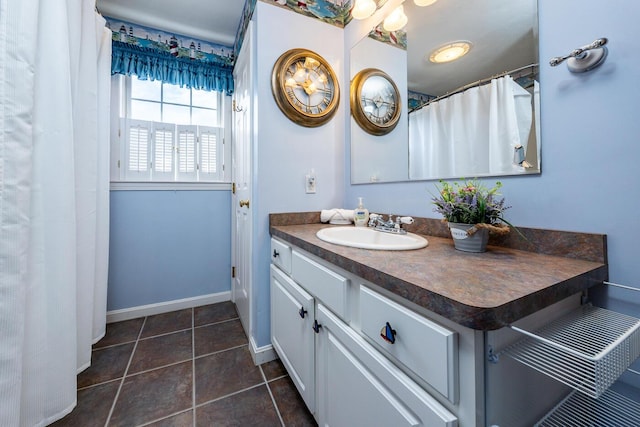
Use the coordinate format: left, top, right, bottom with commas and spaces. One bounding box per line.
350, 0, 539, 184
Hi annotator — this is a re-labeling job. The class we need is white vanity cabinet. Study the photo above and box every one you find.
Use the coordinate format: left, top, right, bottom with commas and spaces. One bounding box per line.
316, 303, 457, 427
270, 238, 459, 426
270, 264, 316, 412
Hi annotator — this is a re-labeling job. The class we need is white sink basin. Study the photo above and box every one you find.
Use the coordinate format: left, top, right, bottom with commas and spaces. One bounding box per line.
316, 226, 428, 251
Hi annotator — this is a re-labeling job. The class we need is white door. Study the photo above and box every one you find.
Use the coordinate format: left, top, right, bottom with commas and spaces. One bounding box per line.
231, 22, 253, 339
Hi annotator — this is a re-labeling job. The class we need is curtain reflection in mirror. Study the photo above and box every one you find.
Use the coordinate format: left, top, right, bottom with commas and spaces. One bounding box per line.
409, 75, 540, 180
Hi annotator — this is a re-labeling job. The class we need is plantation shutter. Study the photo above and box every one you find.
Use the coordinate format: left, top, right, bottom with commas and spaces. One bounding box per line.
125, 119, 151, 180
152, 122, 175, 180
198, 126, 222, 181
177, 125, 198, 181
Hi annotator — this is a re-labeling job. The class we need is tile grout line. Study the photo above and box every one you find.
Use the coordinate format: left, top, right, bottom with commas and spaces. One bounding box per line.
104, 316, 147, 427
193, 342, 249, 361
193, 382, 267, 410
260, 365, 286, 427
135, 409, 192, 427
191, 308, 197, 427
193, 316, 240, 330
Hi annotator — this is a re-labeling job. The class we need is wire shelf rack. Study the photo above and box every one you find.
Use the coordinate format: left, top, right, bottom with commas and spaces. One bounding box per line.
535, 388, 640, 426
502, 304, 640, 399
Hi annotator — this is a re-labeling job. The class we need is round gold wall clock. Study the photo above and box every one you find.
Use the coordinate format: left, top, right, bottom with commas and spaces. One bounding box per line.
350, 68, 401, 136
271, 49, 340, 128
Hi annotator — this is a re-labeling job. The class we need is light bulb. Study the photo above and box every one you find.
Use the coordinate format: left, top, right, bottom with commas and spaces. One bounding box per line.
414, 0, 438, 6
383, 5, 408, 32
352, 0, 376, 20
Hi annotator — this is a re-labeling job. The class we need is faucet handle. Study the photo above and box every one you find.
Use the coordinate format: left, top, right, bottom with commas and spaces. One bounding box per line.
399, 216, 414, 225
368, 213, 381, 227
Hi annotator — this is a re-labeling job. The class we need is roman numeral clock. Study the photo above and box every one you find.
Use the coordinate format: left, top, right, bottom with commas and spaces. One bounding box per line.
271, 49, 340, 128
350, 68, 401, 136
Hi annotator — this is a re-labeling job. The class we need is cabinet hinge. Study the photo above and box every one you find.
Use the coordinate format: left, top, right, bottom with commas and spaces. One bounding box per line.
232, 182, 236, 194
117, 160, 121, 168
232, 266, 236, 278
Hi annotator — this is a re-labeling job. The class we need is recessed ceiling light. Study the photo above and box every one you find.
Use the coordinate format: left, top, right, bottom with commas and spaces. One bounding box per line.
414, 0, 438, 6
429, 41, 472, 63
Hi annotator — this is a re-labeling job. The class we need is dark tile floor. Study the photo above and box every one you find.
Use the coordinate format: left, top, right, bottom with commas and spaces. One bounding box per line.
52, 301, 316, 427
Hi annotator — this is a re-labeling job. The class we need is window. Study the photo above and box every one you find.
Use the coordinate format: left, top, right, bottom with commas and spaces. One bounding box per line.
113, 76, 227, 182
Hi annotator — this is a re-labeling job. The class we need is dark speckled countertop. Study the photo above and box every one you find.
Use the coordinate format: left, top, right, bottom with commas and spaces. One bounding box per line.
270, 212, 608, 330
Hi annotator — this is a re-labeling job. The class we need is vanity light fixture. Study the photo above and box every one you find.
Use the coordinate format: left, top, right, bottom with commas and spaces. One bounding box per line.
414, 0, 438, 6
383, 5, 408, 31
351, 0, 377, 20
429, 41, 472, 63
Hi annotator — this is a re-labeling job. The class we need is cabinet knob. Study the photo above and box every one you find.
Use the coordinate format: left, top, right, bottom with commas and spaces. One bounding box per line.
299, 306, 308, 319
239, 199, 250, 208
312, 320, 322, 333
380, 322, 396, 344
273, 249, 280, 258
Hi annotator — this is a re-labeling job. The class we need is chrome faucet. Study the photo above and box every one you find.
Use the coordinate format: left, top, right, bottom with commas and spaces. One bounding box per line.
368, 214, 414, 235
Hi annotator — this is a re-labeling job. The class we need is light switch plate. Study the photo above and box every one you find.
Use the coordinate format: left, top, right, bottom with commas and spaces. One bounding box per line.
305, 174, 316, 193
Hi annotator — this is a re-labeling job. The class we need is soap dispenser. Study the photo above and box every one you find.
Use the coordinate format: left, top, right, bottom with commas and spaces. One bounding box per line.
354, 197, 369, 227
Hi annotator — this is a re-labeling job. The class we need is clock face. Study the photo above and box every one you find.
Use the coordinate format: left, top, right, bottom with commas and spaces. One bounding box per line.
350, 69, 402, 136
271, 49, 340, 127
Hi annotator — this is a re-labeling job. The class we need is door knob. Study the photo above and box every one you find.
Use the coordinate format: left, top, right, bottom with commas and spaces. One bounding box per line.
239, 199, 250, 208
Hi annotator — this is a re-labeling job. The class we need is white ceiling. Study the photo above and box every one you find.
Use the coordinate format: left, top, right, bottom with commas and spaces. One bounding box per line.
96, 0, 246, 47
96, 0, 537, 97
404, 0, 537, 96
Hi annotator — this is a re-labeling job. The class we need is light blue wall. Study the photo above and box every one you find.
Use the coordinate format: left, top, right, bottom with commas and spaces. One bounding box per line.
252, 3, 346, 347
345, 0, 640, 392
108, 190, 231, 310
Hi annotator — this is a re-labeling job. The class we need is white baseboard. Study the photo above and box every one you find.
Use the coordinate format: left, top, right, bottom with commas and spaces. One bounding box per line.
106, 291, 231, 323
249, 336, 278, 365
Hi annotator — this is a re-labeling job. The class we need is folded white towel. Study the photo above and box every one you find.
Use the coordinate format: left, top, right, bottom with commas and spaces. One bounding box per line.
320, 209, 355, 224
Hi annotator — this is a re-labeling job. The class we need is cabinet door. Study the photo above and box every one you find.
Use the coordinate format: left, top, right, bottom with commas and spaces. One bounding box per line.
316, 304, 457, 427
270, 265, 316, 413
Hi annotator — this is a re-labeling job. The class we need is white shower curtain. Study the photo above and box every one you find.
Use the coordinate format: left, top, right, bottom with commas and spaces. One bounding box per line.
409, 75, 533, 180
0, 0, 111, 425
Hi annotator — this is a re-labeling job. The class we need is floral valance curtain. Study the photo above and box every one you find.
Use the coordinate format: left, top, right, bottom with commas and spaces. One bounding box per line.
111, 41, 233, 94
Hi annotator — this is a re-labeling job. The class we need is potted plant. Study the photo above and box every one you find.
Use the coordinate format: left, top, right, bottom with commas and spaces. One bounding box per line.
431, 179, 511, 252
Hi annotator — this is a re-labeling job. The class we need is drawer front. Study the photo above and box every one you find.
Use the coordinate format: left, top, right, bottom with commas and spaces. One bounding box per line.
360, 286, 458, 402
271, 238, 292, 274
316, 304, 458, 427
291, 250, 348, 319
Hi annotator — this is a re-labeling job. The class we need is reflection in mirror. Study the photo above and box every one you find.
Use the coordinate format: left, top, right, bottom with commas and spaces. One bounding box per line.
350, 0, 540, 184
406, 0, 539, 181
350, 35, 408, 184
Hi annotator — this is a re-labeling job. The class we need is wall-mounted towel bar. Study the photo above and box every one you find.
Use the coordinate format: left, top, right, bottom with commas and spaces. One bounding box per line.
550, 37, 608, 73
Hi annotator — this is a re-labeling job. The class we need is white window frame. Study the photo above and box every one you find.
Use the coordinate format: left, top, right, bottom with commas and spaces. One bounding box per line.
110, 75, 229, 184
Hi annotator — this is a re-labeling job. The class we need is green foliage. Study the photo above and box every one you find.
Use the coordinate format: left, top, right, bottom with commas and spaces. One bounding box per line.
431, 179, 509, 225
